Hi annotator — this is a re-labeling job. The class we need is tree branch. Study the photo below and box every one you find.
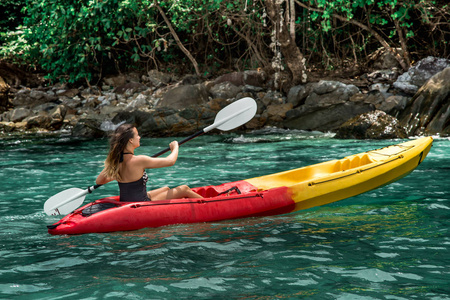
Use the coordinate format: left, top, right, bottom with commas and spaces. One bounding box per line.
154, 1, 200, 76
294, 0, 409, 70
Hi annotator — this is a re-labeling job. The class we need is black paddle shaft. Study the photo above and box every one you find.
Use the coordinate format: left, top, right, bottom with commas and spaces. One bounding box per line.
151, 129, 205, 158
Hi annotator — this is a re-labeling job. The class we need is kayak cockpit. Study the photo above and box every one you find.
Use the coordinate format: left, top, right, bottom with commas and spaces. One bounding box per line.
191, 180, 258, 197
334, 153, 374, 172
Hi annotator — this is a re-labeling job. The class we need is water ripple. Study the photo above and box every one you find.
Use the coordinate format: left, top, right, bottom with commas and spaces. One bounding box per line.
0, 134, 448, 299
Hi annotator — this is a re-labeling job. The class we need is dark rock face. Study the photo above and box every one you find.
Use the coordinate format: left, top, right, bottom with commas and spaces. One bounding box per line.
12, 89, 59, 107
214, 70, 266, 87
399, 67, 450, 136
2, 56, 450, 139
283, 102, 374, 132
157, 84, 209, 110
209, 82, 242, 99
335, 110, 407, 139
393, 56, 450, 94
110, 105, 217, 137
71, 117, 105, 138
282, 80, 373, 131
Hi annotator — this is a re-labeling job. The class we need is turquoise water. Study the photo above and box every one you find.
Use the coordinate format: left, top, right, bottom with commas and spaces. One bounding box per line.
1, 130, 449, 299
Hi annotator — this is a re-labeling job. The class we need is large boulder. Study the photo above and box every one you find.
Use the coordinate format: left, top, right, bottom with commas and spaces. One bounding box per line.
393, 56, 450, 94
111, 106, 205, 137
282, 81, 373, 131
266, 103, 293, 123
71, 116, 107, 138
350, 91, 408, 118
55, 88, 80, 98
157, 84, 209, 110
10, 107, 32, 122
209, 82, 242, 99
287, 84, 310, 107
287, 80, 359, 107
25, 114, 53, 130
23, 104, 67, 130
283, 102, 374, 131
335, 110, 407, 139
214, 70, 266, 87
12, 88, 59, 108
142, 70, 173, 87
377, 95, 408, 117
308, 80, 360, 103
399, 67, 450, 136
368, 47, 403, 70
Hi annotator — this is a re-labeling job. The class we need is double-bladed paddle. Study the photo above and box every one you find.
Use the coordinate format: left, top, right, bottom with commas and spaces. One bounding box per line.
44, 97, 257, 216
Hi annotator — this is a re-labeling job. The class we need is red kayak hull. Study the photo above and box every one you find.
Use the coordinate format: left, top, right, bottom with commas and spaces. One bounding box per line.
48, 181, 294, 235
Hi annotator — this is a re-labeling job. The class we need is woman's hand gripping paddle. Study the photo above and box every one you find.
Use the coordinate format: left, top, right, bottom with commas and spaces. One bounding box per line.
43, 97, 257, 216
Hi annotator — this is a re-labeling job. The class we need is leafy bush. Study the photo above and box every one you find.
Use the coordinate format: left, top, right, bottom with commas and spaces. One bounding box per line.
4, 0, 263, 83
0, 0, 448, 84
0, 0, 26, 32
0, 0, 27, 45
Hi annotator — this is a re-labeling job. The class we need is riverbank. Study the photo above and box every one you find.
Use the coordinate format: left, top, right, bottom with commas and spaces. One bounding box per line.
1, 56, 449, 139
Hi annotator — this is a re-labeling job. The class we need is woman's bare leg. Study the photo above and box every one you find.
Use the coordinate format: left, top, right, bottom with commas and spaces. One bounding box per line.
147, 186, 170, 200
168, 185, 203, 199
150, 185, 203, 200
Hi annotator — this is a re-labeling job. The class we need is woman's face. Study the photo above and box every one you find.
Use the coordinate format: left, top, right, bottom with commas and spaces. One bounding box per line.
130, 127, 141, 148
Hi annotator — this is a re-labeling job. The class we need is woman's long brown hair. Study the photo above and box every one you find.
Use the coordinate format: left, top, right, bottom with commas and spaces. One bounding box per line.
102, 124, 135, 181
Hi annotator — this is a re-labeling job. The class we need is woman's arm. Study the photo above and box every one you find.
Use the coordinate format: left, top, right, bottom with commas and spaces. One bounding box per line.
137, 141, 179, 169
96, 169, 114, 185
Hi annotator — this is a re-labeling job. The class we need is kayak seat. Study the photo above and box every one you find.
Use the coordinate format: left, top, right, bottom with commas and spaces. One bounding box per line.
350, 156, 361, 169
351, 154, 373, 168
334, 154, 374, 172
191, 186, 220, 198
333, 161, 342, 172
341, 159, 351, 171
360, 154, 373, 165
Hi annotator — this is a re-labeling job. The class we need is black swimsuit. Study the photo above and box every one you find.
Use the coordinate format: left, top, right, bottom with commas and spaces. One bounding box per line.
118, 152, 151, 202
118, 172, 151, 202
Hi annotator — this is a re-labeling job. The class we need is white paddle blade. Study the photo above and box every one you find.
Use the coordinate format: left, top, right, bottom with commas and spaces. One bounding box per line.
44, 188, 87, 216
206, 97, 257, 132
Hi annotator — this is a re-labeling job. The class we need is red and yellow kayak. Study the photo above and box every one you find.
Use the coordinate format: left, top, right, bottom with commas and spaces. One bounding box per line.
48, 137, 433, 235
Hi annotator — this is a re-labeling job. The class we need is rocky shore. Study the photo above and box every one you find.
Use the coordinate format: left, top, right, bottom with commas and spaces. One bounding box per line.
1, 56, 449, 139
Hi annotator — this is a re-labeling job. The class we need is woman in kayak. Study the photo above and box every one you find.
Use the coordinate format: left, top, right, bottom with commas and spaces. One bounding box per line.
96, 124, 202, 201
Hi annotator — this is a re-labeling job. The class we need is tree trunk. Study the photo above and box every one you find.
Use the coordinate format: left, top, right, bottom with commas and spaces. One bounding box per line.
154, 1, 201, 77
0, 75, 10, 111
265, 0, 307, 88
289, 0, 296, 42
391, 8, 411, 67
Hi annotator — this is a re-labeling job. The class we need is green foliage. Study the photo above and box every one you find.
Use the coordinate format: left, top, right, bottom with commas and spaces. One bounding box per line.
0, 0, 27, 30
0, 0, 148, 82
0, 0, 448, 83
0, 0, 267, 83
302, 0, 449, 69
0, 0, 27, 45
